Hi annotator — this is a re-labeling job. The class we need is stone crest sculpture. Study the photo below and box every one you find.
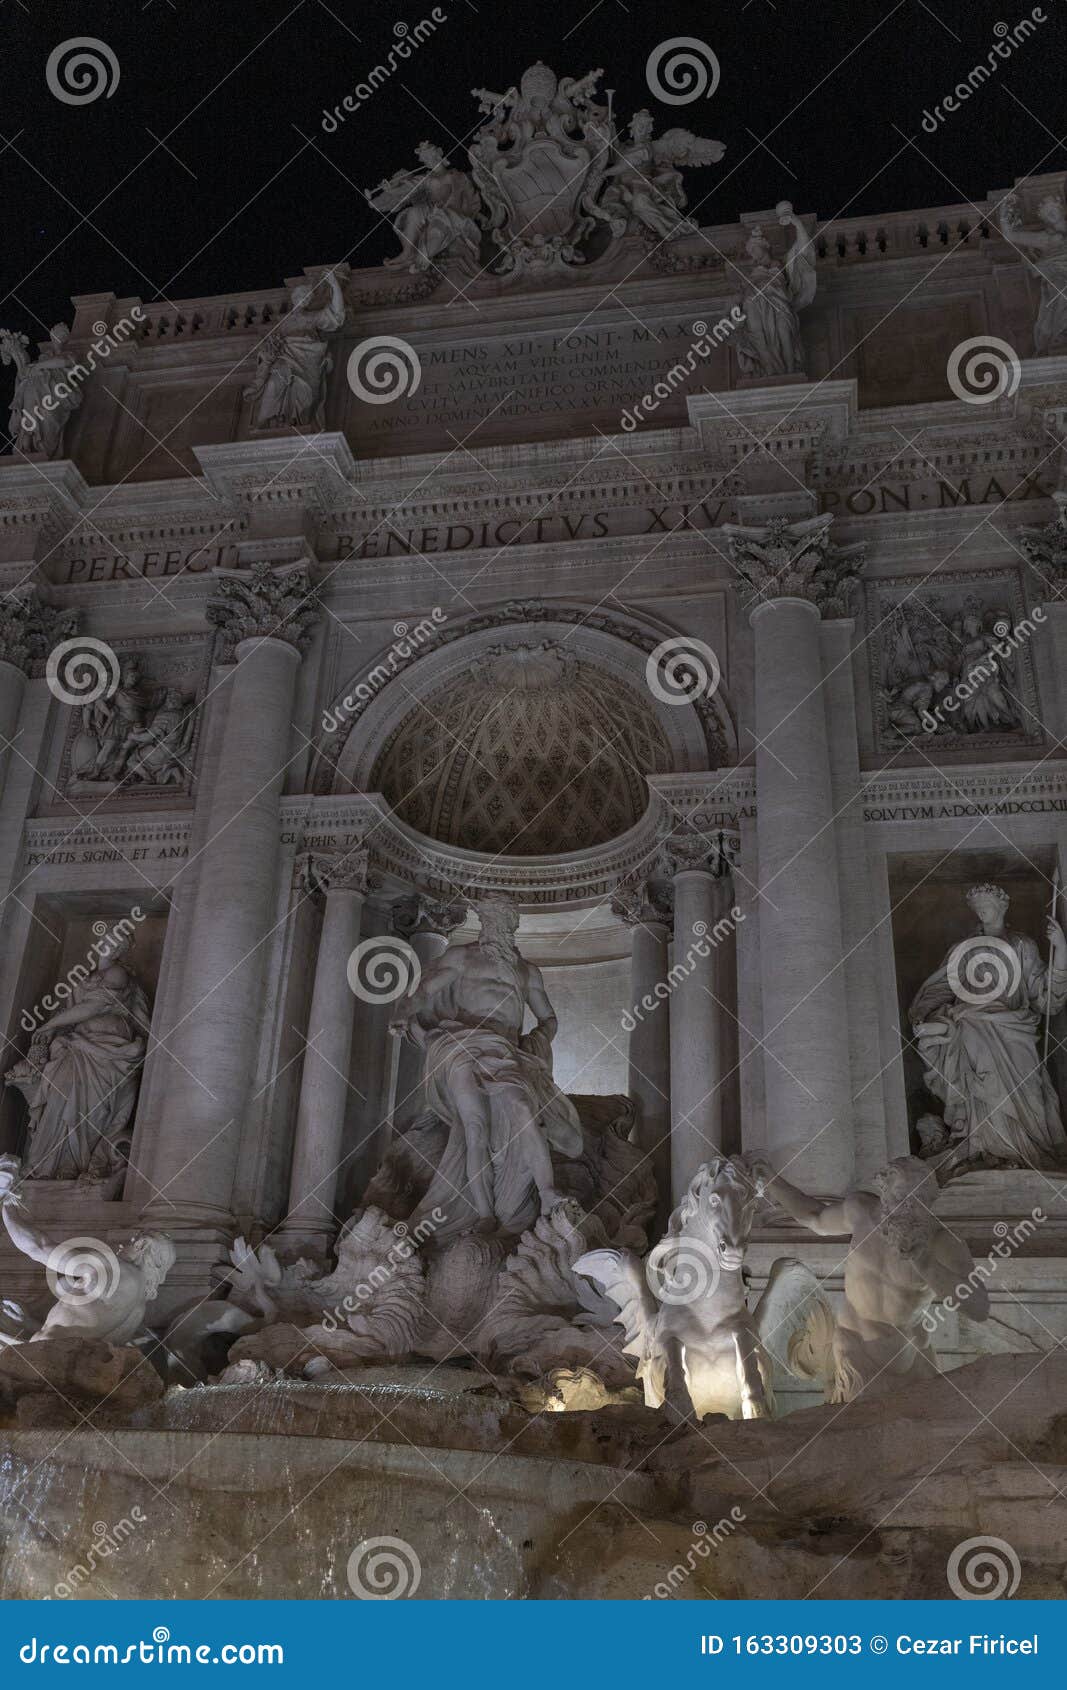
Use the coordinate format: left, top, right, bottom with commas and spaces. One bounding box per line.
735, 203, 817, 378
0, 323, 82, 457
751, 1153, 992, 1402
365, 142, 482, 273
1000, 191, 1067, 355
369, 62, 725, 279
245, 268, 346, 427
909, 883, 1067, 1174
389, 894, 581, 1239
469, 62, 617, 275
4, 926, 151, 1191
577, 1157, 834, 1420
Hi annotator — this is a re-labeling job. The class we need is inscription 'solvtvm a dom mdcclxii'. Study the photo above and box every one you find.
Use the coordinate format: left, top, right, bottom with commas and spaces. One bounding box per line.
5, 49, 1067, 1602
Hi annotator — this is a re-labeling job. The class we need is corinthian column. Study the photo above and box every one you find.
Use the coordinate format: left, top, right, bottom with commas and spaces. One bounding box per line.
1021, 494, 1067, 739
280, 846, 369, 1250
0, 588, 77, 789
660, 833, 738, 1203
723, 513, 867, 1195
390, 892, 466, 1131
612, 876, 673, 1217
143, 562, 320, 1227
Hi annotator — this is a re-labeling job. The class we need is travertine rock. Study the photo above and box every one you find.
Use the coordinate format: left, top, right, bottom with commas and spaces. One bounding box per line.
0, 1336, 163, 1419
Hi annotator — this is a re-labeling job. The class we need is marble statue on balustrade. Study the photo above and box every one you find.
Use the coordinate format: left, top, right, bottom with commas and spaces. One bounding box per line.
388, 895, 582, 1240
366, 142, 482, 273
245, 268, 346, 428
735, 203, 817, 378
1000, 191, 1067, 355
577, 1155, 834, 1421
600, 109, 725, 242
364, 62, 725, 281
4, 928, 151, 1191
751, 1154, 992, 1403
909, 883, 1067, 1175
0, 1154, 175, 1346
0, 323, 82, 457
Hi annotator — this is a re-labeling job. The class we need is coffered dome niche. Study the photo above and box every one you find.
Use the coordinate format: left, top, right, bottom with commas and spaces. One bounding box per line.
370, 641, 674, 855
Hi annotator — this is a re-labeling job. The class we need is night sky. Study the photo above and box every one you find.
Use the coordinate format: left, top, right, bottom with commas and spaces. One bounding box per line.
1, 0, 1064, 360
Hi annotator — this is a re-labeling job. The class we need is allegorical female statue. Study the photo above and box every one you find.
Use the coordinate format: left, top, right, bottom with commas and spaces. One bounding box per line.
1000, 192, 1067, 355
909, 883, 1067, 1172
4, 926, 151, 1189
366, 142, 482, 273
244, 269, 346, 428
0, 323, 83, 458
735, 202, 817, 378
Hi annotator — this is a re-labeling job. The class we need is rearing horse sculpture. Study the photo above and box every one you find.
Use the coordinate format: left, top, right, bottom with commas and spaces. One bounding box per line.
576, 1155, 834, 1420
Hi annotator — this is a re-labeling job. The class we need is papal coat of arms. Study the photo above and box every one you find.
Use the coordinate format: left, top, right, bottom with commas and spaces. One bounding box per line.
365, 61, 724, 280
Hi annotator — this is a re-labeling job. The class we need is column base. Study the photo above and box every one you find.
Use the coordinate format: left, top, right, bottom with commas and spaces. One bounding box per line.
273, 1218, 337, 1265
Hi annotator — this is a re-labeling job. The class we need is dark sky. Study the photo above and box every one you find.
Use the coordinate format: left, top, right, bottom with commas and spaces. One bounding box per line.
1, 0, 1064, 348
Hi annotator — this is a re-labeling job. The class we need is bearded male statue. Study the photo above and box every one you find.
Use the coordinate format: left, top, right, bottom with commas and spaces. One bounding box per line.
0, 1154, 175, 1347
389, 896, 582, 1240
750, 1153, 990, 1402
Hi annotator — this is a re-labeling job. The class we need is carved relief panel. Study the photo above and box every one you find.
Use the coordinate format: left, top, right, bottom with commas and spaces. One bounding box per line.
50, 634, 211, 805
867, 569, 1044, 759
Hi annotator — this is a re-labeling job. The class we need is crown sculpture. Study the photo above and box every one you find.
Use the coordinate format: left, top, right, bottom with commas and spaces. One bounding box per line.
365, 61, 725, 280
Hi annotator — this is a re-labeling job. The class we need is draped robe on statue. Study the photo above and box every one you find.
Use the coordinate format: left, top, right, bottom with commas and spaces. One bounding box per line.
403, 943, 582, 1241
910, 931, 1067, 1169
13, 970, 149, 1182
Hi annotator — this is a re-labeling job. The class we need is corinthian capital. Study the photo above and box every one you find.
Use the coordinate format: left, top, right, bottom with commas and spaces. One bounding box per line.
296, 843, 371, 901
207, 560, 321, 659
658, 828, 739, 880
392, 890, 467, 938
0, 587, 78, 674
611, 874, 674, 932
722, 513, 867, 617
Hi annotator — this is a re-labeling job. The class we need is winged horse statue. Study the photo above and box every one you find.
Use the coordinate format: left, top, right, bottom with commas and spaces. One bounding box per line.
576, 1154, 835, 1420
